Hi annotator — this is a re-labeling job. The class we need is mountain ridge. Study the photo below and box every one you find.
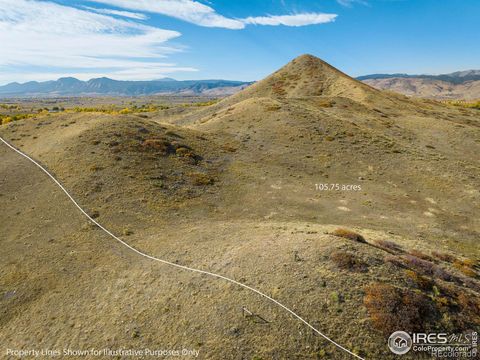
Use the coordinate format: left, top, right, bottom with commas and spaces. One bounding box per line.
0, 77, 252, 97
357, 69, 480, 84
358, 69, 480, 100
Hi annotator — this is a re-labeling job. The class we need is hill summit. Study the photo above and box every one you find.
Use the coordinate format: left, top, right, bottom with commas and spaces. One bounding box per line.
230, 54, 377, 102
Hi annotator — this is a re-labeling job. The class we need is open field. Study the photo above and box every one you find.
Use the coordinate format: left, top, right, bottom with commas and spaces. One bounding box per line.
1, 55, 479, 359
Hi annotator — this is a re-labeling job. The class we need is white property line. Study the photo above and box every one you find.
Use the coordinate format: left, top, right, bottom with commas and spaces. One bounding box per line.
0, 136, 365, 360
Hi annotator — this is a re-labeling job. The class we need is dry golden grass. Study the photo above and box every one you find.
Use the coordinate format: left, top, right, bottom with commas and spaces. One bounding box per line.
453, 259, 478, 278
188, 172, 215, 186
331, 228, 366, 243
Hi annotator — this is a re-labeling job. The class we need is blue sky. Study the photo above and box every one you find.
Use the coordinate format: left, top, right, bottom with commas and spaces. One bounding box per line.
0, 0, 478, 84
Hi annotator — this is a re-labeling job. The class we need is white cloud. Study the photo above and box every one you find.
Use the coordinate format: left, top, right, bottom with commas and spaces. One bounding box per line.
90, 0, 337, 29
0, 0, 338, 84
337, 0, 368, 7
90, 0, 245, 29
0, 0, 194, 84
243, 13, 337, 27
83, 6, 148, 20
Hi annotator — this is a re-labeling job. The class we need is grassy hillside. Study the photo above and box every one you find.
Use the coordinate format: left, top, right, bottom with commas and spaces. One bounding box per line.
1, 55, 479, 359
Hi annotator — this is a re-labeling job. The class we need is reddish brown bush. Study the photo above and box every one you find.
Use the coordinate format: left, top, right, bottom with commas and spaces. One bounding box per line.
364, 283, 437, 334
405, 270, 434, 291
332, 228, 366, 243
404, 255, 436, 274
330, 251, 368, 272
463, 278, 480, 293
404, 255, 457, 282
375, 240, 403, 253
432, 251, 456, 263
384, 255, 407, 268
409, 249, 435, 262
456, 293, 480, 320
453, 259, 478, 278
142, 139, 174, 155
433, 267, 458, 282
438, 284, 480, 330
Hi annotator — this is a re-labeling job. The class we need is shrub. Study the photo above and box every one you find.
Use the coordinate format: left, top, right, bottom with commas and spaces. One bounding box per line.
266, 104, 281, 111
375, 240, 403, 253
317, 99, 333, 108
461, 259, 477, 267
432, 251, 456, 263
463, 278, 480, 293
456, 293, 480, 324
142, 139, 175, 155
364, 283, 437, 334
454, 258, 477, 268
189, 172, 214, 186
175, 147, 194, 157
123, 228, 133, 236
405, 270, 434, 291
330, 251, 368, 272
432, 266, 458, 282
1, 112, 37, 124
403, 255, 436, 275
330, 291, 343, 304
453, 259, 478, 278
438, 284, 480, 330
2, 116, 12, 124
458, 267, 477, 278
443, 100, 480, 110
89, 165, 103, 172
404, 255, 456, 282
457, 293, 479, 312
221, 144, 237, 153
331, 228, 366, 243
119, 108, 132, 115
384, 255, 407, 269
194, 100, 217, 107
409, 249, 435, 262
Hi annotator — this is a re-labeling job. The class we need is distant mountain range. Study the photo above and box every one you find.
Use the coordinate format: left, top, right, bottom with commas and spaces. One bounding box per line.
2, 69, 479, 100
358, 70, 480, 100
0, 77, 253, 97
357, 70, 480, 84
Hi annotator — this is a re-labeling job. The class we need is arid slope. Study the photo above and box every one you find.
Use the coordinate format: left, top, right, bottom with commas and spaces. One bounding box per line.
1, 55, 479, 359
